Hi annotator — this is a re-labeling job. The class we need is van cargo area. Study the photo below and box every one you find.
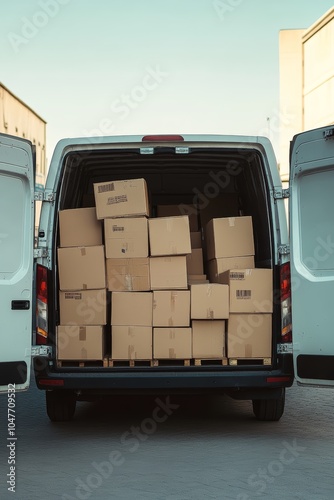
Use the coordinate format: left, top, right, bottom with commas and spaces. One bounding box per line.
33, 138, 294, 422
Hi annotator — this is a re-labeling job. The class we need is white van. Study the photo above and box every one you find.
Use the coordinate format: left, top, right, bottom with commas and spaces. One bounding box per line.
1, 128, 333, 422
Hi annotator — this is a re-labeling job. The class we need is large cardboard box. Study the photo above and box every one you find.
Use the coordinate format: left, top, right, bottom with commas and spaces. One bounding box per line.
59, 289, 107, 325
153, 328, 192, 359
153, 290, 190, 327
190, 232, 202, 249
57, 325, 105, 360
157, 204, 199, 232
111, 326, 152, 360
150, 256, 187, 290
192, 320, 226, 359
199, 194, 239, 229
227, 314, 272, 358
111, 292, 152, 326
186, 248, 204, 275
148, 216, 191, 256
205, 216, 254, 260
191, 284, 229, 319
58, 246, 106, 291
220, 269, 273, 313
94, 178, 150, 220
106, 258, 150, 291
104, 217, 148, 258
208, 256, 255, 283
59, 208, 102, 248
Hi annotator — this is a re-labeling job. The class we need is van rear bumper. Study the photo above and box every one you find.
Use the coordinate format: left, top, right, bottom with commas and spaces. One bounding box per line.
33, 355, 294, 395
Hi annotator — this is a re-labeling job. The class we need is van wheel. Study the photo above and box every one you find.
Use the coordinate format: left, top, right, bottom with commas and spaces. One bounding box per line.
252, 388, 285, 421
46, 390, 76, 422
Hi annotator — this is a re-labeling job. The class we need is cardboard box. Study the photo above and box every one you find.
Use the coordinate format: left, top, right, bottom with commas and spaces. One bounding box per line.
148, 216, 191, 256
59, 289, 107, 325
59, 208, 102, 248
199, 194, 239, 229
153, 328, 192, 359
58, 246, 106, 291
94, 178, 150, 220
192, 320, 226, 359
186, 248, 204, 275
191, 284, 229, 319
208, 256, 255, 283
188, 275, 209, 285
153, 291, 190, 327
106, 258, 150, 292
227, 314, 272, 358
150, 256, 188, 290
205, 216, 254, 260
157, 204, 199, 232
111, 326, 152, 360
220, 269, 273, 313
104, 217, 148, 258
190, 231, 202, 249
111, 292, 152, 326
57, 325, 105, 360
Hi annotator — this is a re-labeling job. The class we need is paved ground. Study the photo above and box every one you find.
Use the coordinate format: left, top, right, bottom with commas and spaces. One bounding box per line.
0, 378, 333, 500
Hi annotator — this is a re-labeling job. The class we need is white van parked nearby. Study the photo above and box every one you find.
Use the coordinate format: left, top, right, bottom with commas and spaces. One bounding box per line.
1, 128, 333, 422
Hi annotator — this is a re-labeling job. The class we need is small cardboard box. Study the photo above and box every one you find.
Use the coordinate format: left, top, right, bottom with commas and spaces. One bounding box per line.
106, 258, 150, 291
111, 326, 152, 360
191, 283, 229, 319
111, 292, 153, 326
199, 194, 239, 229
192, 320, 226, 359
59, 208, 102, 248
220, 269, 273, 313
205, 216, 254, 260
104, 217, 148, 258
190, 231, 202, 249
148, 216, 191, 256
208, 256, 255, 283
227, 314, 272, 358
57, 325, 105, 360
186, 248, 204, 275
150, 256, 188, 290
94, 178, 150, 220
153, 328, 192, 359
58, 246, 106, 291
153, 290, 190, 327
157, 204, 199, 232
59, 289, 107, 325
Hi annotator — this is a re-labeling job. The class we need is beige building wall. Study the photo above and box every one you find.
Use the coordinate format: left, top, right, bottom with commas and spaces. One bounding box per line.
279, 7, 334, 183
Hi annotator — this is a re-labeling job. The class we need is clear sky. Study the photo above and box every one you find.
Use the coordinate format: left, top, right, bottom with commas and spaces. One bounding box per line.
1, 0, 333, 165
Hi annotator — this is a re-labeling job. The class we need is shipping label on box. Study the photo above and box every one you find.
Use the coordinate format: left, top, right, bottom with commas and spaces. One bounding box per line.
148, 216, 191, 256
59, 289, 107, 325
192, 320, 226, 359
157, 204, 199, 232
111, 326, 152, 360
208, 256, 255, 283
104, 217, 149, 258
153, 328, 192, 359
94, 178, 150, 220
59, 207, 102, 248
107, 258, 150, 291
205, 216, 255, 261
150, 256, 188, 290
186, 248, 204, 275
191, 283, 229, 319
58, 246, 106, 291
227, 314, 272, 358
111, 292, 153, 326
153, 290, 190, 327
220, 269, 273, 313
57, 325, 105, 360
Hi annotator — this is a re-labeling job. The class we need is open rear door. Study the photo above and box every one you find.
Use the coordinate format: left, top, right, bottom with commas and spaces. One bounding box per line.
291, 126, 334, 386
0, 134, 35, 393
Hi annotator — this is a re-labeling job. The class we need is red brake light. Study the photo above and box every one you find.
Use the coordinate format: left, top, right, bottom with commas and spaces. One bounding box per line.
36, 264, 48, 344
142, 135, 184, 142
280, 262, 292, 342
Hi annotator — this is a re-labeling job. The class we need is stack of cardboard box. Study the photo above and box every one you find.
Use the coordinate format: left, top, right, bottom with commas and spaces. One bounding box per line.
57, 208, 107, 361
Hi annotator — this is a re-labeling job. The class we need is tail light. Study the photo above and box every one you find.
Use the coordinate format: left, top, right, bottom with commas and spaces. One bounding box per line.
36, 264, 48, 345
142, 135, 184, 141
280, 262, 292, 342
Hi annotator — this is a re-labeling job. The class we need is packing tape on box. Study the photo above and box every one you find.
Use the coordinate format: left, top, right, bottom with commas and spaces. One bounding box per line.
206, 285, 213, 297
80, 347, 88, 359
128, 345, 135, 359
245, 344, 252, 357
169, 329, 176, 340
79, 327, 86, 341
81, 248, 86, 256
171, 292, 177, 311
207, 308, 214, 319
228, 217, 236, 227
169, 348, 176, 359
128, 326, 135, 338
82, 284, 88, 290
125, 275, 133, 291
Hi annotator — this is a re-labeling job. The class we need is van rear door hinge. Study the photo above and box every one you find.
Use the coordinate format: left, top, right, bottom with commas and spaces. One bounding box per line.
273, 188, 290, 200
278, 245, 290, 256
34, 248, 48, 258
34, 191, 56, 202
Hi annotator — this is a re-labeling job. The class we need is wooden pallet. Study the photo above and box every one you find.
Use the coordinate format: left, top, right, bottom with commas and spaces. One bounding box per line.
228, 357, 272, 366
152, 359, 191, 367
194, 358, 228, 366
57, 358, 109, 368
108, 359, 154, 367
